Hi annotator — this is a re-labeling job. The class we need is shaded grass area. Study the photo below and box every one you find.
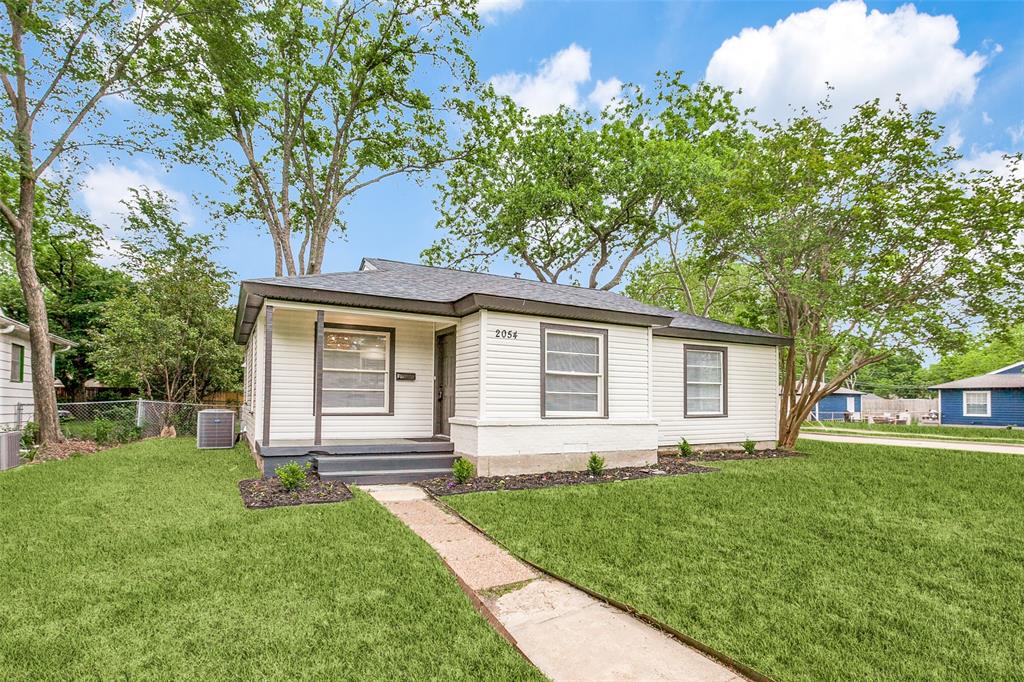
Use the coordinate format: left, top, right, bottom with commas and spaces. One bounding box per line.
448, 440, 1024, 680
803, 420, 1024, 442
0, 439, 540, 681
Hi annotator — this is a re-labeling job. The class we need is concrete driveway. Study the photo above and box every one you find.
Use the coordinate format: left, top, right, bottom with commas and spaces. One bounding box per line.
800, 432, 1024, 456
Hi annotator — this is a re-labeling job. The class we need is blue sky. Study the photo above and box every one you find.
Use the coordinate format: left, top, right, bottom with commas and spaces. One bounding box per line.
79, 0, 1024, 283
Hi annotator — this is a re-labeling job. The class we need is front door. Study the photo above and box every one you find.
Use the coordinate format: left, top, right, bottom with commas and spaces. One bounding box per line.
435, 331, 456, 436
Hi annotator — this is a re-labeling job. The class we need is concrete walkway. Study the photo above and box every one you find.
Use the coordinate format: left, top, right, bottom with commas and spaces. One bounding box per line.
801, 432, 1024, 455
365, 484, 744, 682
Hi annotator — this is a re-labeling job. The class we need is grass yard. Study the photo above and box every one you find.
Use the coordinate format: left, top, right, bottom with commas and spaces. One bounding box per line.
0, 439, 540, 681
448, 440, 1024, 680
803, 420, 1024, 443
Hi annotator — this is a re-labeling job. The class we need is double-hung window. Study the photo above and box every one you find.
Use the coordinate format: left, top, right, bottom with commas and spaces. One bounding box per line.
684, 345, 727, 417
963, 390, 991, 418
321, 327, 394, 414
541, 324, 607, 418
9, 343, 24, 383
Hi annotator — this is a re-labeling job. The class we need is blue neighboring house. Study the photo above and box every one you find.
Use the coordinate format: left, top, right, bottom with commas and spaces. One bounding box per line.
929, 361, 1024, 427
812, 386, 864, 421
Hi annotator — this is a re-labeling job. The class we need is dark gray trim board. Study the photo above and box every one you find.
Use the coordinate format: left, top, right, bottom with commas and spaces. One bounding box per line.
313, 310, 324, 445
539, 322, 609, 419
653, 326, 791, 347
318, 322, 397, 416
234, 285, 673, 344
262, 305, 274, 444
683, 343, 729, 418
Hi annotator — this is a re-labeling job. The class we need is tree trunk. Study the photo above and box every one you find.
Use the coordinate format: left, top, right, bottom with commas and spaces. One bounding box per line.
10, 189, 61, 443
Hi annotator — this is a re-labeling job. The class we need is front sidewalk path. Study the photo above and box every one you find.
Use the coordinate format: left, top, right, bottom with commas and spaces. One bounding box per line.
801, 432, 1024, 455
365, 484, 744, 682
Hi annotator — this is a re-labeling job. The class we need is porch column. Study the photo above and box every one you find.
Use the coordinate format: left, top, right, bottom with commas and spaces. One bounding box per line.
314, 310, 324, 445
262, 305, 274, 445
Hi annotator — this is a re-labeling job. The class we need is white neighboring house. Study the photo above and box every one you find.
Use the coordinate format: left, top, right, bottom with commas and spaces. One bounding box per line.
234, 258, 790, 482
0, 312, 75, 429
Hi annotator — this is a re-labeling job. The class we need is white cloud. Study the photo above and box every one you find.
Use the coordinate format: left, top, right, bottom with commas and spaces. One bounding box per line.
82, 163, 190, 265
1008, 122, 1024, 146
705, 0, 987, 122
588, 77, 624, 111
947, 121, 964, 150
955, 148, 1019, 181
490, 43, 592, 115
982, 111, 993, 125
476, 0, 523, 22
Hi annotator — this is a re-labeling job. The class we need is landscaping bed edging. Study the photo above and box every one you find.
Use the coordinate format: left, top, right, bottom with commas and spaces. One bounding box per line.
239, 474, 352, 509
421, 457, 718, 496
422, 450, 802, 496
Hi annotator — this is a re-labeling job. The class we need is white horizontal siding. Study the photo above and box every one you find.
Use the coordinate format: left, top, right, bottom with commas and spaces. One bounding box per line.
482, 311, 651, 420
0, 332, 35, 428
454, 313, 480, 418
653, 337, 779, 446
266, 307, 438, 442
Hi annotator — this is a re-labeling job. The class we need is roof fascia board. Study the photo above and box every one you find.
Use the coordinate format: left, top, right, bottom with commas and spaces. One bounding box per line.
264, 298, 460, 324
653, 326, 792, 347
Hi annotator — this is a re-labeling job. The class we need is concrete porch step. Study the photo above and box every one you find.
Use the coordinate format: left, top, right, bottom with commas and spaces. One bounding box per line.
315, 452, 456, 474
320, 467, 453, 485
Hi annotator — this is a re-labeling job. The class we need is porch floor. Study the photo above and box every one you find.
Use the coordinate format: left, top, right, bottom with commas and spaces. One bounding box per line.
257, 436, 453, 458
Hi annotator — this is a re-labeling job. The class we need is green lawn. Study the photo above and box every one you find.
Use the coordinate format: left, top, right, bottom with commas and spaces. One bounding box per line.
0, 439, 540, 681
803, 420, 1024, 443
448, 440, 1024, 680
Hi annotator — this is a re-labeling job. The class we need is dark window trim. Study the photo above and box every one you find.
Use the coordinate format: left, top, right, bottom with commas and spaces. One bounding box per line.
683, 343, 728, 418
539, 322, 609, 419
9, 339, 24, 382
318, 322, 396, 417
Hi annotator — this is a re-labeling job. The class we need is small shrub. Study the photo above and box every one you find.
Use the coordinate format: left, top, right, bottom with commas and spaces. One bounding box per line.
587, 453, 605, 476
677, 438, 693, 457
21, 421, 39, 449
452, 457, 475, 483
742, 438, 757, 455
275, 461, 310, 491
93, 419, 115, 445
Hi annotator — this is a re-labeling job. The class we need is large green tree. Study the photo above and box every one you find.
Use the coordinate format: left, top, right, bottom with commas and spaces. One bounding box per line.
425, 75, 744, 289
144, 0, 480, 276
90, 191, 241, 404
0, 0, 217, 442
694, 100, 1024, 448
921, 326, 1024, 387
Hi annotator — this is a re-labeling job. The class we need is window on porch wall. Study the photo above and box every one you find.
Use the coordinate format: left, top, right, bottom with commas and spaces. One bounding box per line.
322, 330, 389, 411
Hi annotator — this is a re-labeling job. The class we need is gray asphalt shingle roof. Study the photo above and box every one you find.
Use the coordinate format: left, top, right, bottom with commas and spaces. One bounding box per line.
929, 374, 1024, 390
242, 257, 788, 343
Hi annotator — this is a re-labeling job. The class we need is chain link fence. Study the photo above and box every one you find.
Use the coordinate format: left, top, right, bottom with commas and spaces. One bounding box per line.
12, 399, 240, 445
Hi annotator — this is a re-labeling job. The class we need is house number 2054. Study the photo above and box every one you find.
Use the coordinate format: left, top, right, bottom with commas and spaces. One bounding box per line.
494, 329, 518, 340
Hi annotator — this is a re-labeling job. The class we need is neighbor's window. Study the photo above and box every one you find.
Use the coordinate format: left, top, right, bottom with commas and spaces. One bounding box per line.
542, 325, 606, 417
322, 329, 391, 413
9, 343, 24, 383
684, 345, 726, 417
963, 390, 990, 418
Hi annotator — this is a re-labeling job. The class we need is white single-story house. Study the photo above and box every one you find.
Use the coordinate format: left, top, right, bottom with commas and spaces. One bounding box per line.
0, 311, 74, 429
234, 258, 790, 482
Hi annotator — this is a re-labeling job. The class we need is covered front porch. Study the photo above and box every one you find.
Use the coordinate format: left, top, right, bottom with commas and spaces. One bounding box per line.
255, 436, 457, 484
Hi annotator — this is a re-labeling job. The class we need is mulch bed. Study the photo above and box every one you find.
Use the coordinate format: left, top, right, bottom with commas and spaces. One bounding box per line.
681, 448, 800, 462
238, 473, 352, 509
421, 457, 718, 496
422, 450, 803, 496
32, 438, 102, 462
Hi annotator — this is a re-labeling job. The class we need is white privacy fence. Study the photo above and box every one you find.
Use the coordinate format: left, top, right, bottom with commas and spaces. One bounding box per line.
7, 400, 240, 441
811, 396, 940, 424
